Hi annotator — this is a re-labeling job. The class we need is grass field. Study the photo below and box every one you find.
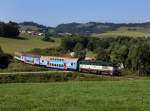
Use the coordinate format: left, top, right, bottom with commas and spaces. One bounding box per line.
0, 80, 150, 111
94, 30, 150, 38
0, 34, 61, 54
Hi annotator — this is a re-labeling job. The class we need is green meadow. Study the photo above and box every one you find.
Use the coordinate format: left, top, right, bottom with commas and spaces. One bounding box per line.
0, 34, 61, 54
0, 80, 150, 111
94, 30, 150, 38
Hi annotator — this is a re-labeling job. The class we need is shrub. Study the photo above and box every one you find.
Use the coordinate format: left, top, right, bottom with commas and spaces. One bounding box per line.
0, 72, 79, 83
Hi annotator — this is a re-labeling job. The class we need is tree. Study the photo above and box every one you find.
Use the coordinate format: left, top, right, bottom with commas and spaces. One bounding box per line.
126, 45, 140, 71
87, 41, 94, 51
0, 21, 19, 38
0, 22, 4, 36
137, 44, 150, 75
73, 43, 86, 60
0, 47, 12, 69
3, 21, 19, 37
73, 43, 83, 52
96, 48, 110, 62
74, 50, 86, 60
0, 47, 3, 54
116, 45, 129, 67
125, 43, 150, 75
61, 37, 76, 51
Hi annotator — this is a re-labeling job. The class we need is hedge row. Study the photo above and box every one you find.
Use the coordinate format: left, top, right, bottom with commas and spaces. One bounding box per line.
0, 72, 79, 83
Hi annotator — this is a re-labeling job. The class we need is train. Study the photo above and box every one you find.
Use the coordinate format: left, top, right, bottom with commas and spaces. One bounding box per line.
14, 52, 119, 75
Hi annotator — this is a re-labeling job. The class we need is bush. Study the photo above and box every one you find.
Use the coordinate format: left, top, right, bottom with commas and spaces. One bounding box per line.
42, 37, 55, 42
0, 72, 80, 83
0, 47, 12, 69
31, 47, 65, 56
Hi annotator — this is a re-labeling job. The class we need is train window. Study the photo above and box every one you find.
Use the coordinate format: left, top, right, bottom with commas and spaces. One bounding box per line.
42, 60, 44, 62
71, 63, 73, 66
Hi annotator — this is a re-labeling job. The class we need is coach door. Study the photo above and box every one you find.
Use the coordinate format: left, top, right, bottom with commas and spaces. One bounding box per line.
64, 63, 67, 70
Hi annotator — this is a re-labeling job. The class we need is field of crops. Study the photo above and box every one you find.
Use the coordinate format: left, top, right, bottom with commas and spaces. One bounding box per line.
0, 80, 150, 111
0, 34, 61, 54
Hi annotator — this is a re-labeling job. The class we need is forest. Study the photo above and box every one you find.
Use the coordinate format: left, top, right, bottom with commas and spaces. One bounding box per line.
60, 36, 150, 75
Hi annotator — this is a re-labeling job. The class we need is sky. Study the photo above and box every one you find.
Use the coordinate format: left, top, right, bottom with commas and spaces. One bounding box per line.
0, 0, 150, 26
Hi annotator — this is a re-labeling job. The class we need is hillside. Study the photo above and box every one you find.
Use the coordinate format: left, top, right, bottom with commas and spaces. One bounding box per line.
0, 34, 60, 54
93, 30, 150, 38
54, 22, 150, 36
19, 22, 47, 31
19, 21, 150, 36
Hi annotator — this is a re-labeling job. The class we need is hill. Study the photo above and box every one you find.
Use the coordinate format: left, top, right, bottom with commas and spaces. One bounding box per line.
93, 26, 150, 38
0, 34, 60, 54
19, 22, 47, 31
18, 21, 150, 37
93, 30, 150, 38
54, 22, 150, 36
19, 22, 55, 34
0, 80, 150, 111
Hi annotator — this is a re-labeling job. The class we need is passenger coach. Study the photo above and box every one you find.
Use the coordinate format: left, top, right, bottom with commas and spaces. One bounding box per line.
40, 56, 78, 70
14, 52, 25, 62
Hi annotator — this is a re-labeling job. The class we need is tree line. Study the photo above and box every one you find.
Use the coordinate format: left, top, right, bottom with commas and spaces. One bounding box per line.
0, 21, 20, 38
60, 36, 150, 75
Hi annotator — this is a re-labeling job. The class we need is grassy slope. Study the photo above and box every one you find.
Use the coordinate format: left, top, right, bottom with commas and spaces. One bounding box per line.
0, 80, 150, 111
93, 27, 150, 38
0, 34, 61, 54
94, 31, 150, 38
